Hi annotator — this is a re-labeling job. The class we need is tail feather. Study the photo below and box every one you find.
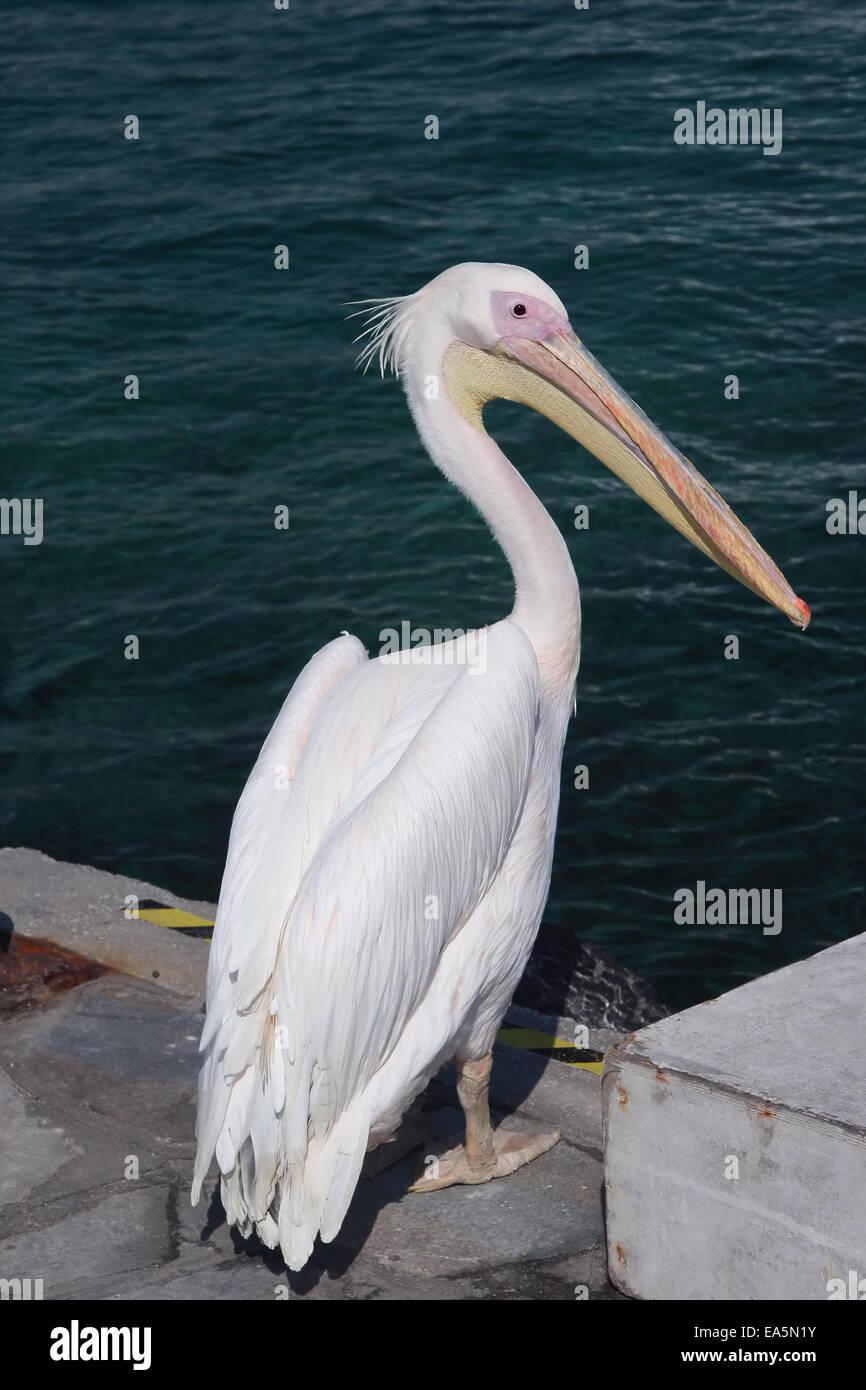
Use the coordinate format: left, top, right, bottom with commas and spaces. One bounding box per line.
193, 1025, 371, 1271
320, 1126, 367, 1243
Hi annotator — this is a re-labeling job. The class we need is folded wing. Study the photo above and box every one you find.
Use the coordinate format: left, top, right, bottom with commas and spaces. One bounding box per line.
193, 621, 540, 1268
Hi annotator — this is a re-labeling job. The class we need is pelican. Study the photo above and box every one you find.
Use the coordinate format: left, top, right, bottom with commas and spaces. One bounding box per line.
192, 263, 809, 1271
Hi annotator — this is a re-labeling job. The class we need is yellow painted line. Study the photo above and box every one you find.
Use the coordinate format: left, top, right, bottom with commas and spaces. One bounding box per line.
496, 1026, 604, 1074
130, 907, 214, 939
136, 908, 214, 930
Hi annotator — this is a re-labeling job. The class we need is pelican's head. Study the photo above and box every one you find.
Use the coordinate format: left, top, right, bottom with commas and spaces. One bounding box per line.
353, 262, 810, 629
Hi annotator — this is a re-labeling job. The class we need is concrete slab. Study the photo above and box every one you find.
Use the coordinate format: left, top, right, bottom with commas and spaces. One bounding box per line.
602, 933, 866, 1300
0, 969, 620, 1300
0, 1072, 83, 1207
0, 847, 212, 1002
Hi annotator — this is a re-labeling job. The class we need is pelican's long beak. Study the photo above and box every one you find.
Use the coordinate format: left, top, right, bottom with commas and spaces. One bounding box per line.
490, 327, 810, 629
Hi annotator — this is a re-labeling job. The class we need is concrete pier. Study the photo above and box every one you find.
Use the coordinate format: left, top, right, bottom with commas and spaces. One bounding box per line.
603, 932, 866, 1300
4, 846, 861, 1301
0, 848, 622, 1300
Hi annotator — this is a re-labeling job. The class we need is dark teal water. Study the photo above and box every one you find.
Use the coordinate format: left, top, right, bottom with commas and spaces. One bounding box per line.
2, 1, 864, 1009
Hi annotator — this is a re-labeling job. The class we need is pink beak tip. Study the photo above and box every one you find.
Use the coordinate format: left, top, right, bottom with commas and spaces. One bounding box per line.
794, 597, 811, 630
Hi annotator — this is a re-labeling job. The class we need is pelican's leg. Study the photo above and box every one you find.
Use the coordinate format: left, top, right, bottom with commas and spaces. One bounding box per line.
408, 1052, 560, 1193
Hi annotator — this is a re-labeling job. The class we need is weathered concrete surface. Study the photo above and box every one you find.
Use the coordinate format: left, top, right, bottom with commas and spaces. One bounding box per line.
0, 933, 111, 1019
0, 850, 623, 1301
1, 847, 212, 1003
603, 933, 866, 1301
0, 974, 617, 1300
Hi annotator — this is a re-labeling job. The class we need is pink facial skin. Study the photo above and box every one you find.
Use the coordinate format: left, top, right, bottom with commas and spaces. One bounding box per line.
490, 290, 567, 343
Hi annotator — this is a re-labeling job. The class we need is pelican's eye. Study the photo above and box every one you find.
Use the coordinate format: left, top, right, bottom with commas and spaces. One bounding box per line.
490, 289, 562, 341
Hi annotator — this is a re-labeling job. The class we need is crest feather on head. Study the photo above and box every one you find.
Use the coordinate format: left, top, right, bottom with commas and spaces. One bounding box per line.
347, 291, 424, 378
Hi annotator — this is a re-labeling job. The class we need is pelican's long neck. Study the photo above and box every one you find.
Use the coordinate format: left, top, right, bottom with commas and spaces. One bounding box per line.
402, 350, 581, 688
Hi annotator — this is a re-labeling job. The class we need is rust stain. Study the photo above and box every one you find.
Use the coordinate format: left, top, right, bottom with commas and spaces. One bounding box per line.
615, 1244, 627, 1267
748, 1102, 776, 1148
654, 1067, 669, 1084
616, 1083, 629, 1109
0, 934, 111, 1019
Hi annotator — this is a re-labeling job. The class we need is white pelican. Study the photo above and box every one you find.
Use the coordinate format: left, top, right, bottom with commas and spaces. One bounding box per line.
192, 263, 809, 1271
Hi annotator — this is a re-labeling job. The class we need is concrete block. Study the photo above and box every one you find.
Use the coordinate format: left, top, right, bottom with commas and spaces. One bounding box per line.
602, 933, 866, 1300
